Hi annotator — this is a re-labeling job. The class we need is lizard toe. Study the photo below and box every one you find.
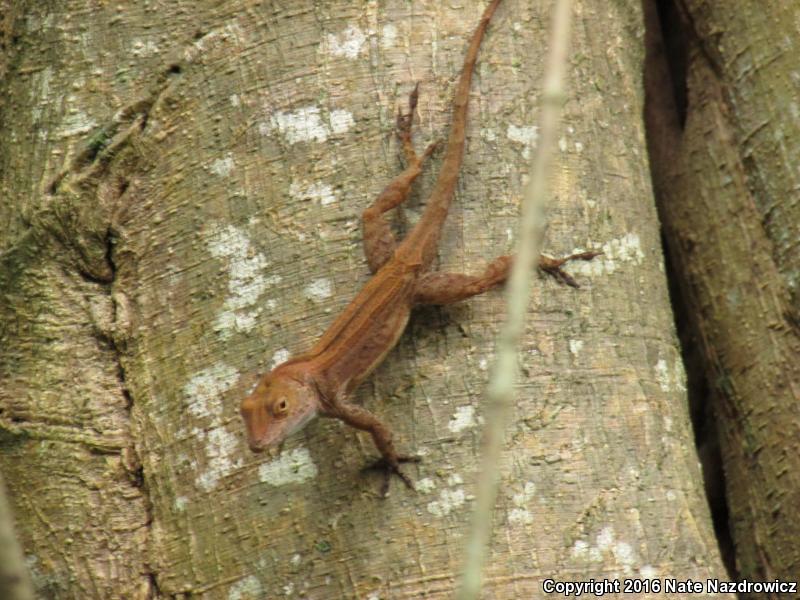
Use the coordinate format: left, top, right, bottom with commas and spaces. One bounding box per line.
362, 455, 421, 497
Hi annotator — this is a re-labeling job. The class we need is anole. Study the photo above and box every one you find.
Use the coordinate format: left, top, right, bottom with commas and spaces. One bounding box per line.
241, 0, 599, 495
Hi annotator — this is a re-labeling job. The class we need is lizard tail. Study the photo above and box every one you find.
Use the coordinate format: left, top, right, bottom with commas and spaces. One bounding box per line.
404, 0, 504, 268
430, 0, 503, 204
447, 0, 503, 150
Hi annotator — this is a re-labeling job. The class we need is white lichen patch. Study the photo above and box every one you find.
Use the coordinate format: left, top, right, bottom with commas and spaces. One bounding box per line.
663, 416, 673, 432
196, 426, 243, 492
258, 447, 318, 486
131, 38, 160, 57
266, 106, 329, 144
639, 565, 658, 578
448, 405, 476, 433
613, 540, 636, 573
184, 363, 243, 491
508, 482, 536, 525
381, 23, 398, 48
654, 359, 670, 392
208, 224, 271, 339
673, 358, 687, 391
447, 473, 463, 486
289, 180, 337, 206
60, 110, 97, 138
416, 477, 436, 493
571, 539, 590, 558
512, 481, 536, 506
427, 487, 466, 517
507, 124, 539, 159
184, 363, 239, 420
605, 233, 645, 264
654, 357, 687, 392
329, 109, 355, 134
228, 575, 264, 600
508, 508, 534, 525
569, 339, 584, 356
570, 526, 638, 573
596, 526, 614, 549
271, 348, 291, 368
325, 24, 367, 59
264, 106, 355, 145
29, 67, 53, 123
588, 546, 602, 563
567, 232, 646, 278
210, 155, 235, 177
305, 278, 333, 301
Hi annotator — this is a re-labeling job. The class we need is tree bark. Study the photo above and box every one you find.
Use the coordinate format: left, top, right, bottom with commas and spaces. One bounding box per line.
1, 0, 730, 597
644, 0, 800, 594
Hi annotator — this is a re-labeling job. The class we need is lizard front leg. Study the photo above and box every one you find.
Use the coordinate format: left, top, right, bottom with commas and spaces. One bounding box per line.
362, 85, 438, 273
412, 251, 602, 305
323, 393, 419, 496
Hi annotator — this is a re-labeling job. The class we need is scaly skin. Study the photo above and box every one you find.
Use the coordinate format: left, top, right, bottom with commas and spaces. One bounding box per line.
240, 0, 600, 496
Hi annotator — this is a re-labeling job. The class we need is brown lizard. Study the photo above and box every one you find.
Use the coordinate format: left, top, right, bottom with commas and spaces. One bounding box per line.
241, 0, 599, 495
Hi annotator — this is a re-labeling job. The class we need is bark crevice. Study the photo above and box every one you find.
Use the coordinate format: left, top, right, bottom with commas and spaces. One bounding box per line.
644, 0, 800, 590
643, 0, 735, 578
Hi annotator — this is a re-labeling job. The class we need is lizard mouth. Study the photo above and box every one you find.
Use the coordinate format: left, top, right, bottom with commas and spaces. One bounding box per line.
247, 438, 283, 456
249, 441, 267, 453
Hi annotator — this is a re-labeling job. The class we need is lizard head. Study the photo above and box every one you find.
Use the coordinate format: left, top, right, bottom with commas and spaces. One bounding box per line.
240, 372, 320, 453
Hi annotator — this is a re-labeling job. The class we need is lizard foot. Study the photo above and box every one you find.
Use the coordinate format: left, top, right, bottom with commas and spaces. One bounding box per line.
539, 250, 603, 288
362, 455, 421, 498
396, 83, 419, 138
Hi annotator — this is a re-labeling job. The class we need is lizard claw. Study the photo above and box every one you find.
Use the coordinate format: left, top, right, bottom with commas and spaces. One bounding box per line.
423, 139, 442, 159
362, 455, 421, 497
539, 250, 603, 288
396, 83, 421, 138
408, 82, 420, 112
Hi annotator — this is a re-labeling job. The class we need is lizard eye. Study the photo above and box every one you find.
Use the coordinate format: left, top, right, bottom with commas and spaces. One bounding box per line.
274, 398, 288, 417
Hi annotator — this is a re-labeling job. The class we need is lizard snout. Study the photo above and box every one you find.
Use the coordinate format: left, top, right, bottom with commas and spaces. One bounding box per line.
248, 440, 267, 453
240, 393, 273, 453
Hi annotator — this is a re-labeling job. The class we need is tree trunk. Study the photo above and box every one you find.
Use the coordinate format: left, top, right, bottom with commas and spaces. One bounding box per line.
1, 0, 730, 597
644, 0, 800, 594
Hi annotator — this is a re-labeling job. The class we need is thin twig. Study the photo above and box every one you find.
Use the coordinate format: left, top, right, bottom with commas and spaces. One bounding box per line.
456, 1, 575, 597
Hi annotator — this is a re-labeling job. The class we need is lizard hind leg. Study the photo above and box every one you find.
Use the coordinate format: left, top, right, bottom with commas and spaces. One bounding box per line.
362, 85, 439, 273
